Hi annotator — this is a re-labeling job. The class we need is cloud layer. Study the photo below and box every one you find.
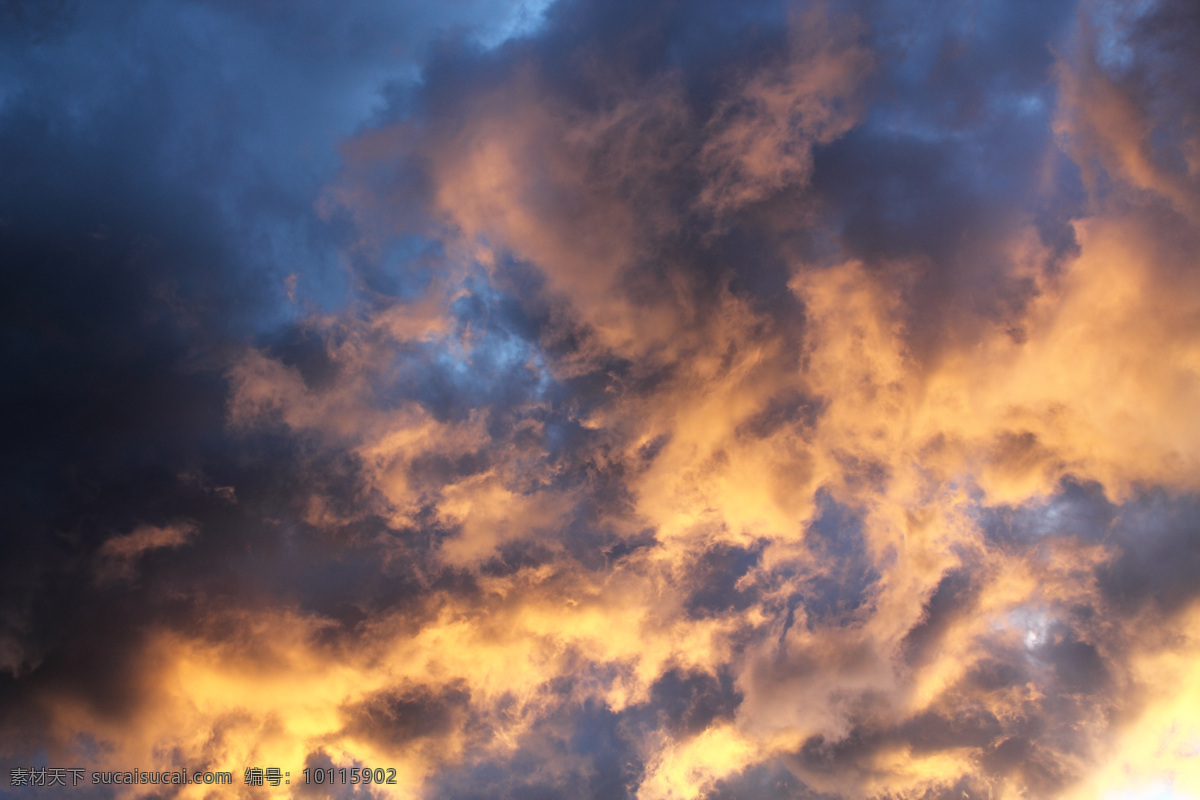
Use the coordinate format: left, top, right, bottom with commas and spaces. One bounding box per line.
2, 0, 1199, 798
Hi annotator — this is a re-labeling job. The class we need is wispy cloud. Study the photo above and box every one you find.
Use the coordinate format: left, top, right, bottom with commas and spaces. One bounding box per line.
94, 521, 199, 584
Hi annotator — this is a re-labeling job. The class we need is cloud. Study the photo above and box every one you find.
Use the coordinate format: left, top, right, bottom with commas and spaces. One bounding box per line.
696, 4, 873, 218
94, 521, 199, 584
3, 0, 1200, 798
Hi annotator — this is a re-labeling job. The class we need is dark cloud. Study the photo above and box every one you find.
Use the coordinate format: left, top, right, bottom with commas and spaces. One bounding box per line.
1097, 492, 1200, 616
346, 681, 474, 748
648, 668, 742, 735
900, 568, 977, 667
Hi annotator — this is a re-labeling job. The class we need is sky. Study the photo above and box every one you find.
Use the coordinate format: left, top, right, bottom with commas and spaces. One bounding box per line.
1, 0, 1199, 798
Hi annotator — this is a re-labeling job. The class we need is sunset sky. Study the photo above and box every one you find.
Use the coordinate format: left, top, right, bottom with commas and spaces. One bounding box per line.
2, 0, 1199, 798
